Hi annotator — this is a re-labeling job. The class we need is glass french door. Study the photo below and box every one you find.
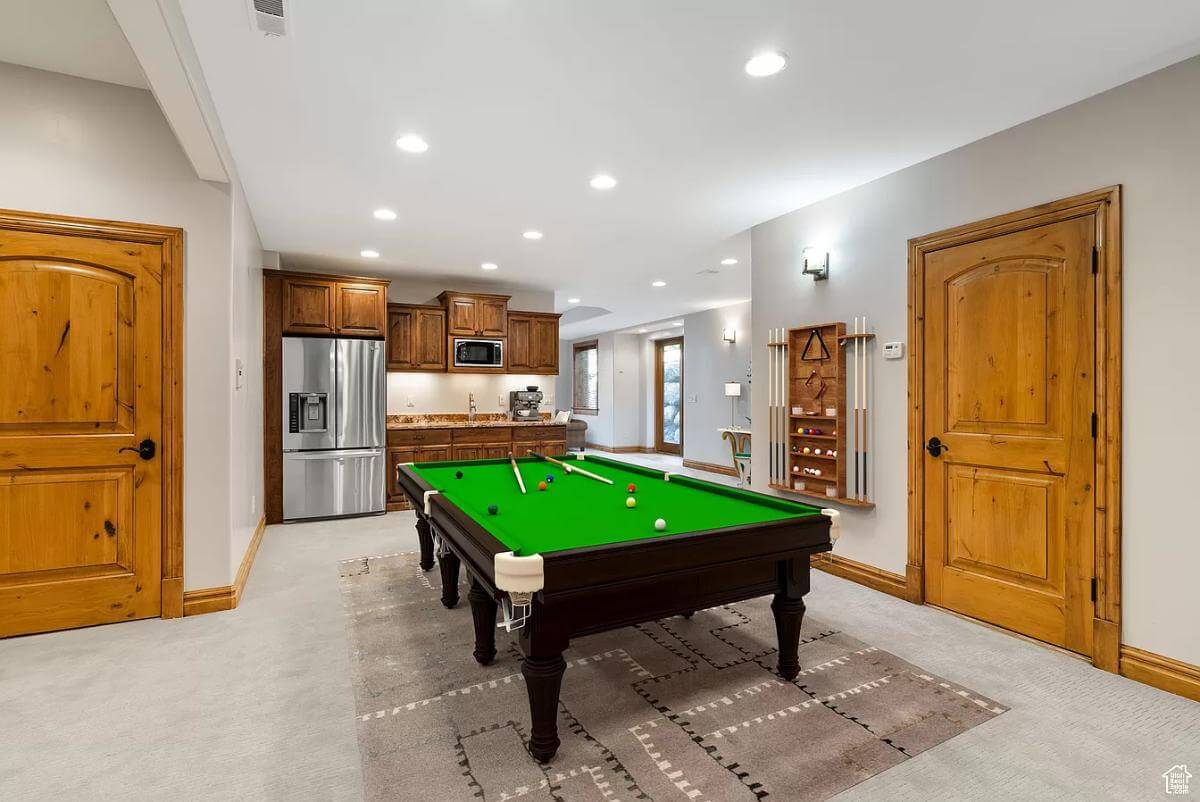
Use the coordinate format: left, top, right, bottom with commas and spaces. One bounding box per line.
655, 337, 683, 454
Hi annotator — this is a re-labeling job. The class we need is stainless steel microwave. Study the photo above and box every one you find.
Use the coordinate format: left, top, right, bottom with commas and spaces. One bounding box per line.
453, 337, 504, 368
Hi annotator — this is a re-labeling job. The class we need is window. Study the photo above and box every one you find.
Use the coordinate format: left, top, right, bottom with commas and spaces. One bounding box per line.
572, 340, 599, 414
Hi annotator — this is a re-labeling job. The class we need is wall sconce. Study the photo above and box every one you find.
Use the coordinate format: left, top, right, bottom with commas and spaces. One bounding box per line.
802, 246, 829, 281
722, 328, 737, 343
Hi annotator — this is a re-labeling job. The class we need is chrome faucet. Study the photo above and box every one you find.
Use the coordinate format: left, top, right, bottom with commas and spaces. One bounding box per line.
468, 392, 477, 423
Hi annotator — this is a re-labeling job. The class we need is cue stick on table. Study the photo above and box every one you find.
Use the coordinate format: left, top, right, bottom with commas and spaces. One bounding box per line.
529, 451, 614, 485
509, 452, 527, 494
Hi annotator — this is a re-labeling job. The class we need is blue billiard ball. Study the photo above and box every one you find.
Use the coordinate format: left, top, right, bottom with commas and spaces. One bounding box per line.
545, 474, 555, 483
487, 504, 498, 515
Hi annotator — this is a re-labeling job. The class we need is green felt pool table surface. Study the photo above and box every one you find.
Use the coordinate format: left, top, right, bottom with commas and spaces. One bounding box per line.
410, 454, 823, 556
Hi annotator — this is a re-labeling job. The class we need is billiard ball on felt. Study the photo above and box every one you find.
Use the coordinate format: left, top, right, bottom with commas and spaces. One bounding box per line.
487, 504, 498, 515
546, 474, 555, 483
654, 518, 666, 531
626, 483, 637, 493
455, 470, 463, 479
626, 496, 637, 508
538, 481, 548, 491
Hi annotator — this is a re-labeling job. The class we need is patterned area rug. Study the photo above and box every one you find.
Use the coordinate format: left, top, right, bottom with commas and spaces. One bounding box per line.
339, 552, 1006, 801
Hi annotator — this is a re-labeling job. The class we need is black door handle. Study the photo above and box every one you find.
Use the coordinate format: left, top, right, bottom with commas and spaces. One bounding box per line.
925, 436, 947, 458
120, 438, 157, 460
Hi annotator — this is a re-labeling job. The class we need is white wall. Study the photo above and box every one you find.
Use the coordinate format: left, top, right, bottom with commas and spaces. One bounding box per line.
557, 333, 627, 447
387, 373, 555, 416
681, 301, 751, 467
228, 178, 264, 578
751, 55, 1200, 665
0, 62, 258, 590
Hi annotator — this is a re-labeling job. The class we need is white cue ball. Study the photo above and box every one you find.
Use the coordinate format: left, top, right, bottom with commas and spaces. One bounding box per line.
654, 518, 666, 531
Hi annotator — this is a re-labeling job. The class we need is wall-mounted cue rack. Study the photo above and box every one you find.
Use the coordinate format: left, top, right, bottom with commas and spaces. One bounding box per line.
767, 320, 875, 508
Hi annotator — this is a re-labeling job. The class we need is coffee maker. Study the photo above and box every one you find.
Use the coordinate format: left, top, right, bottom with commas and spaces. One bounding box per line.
509, 386, 543, 422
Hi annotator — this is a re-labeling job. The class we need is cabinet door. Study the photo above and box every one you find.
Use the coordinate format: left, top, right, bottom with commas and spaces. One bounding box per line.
413, 308, 446, 370
283, 278, 335, 334
507, 314, 533, 372
531, 316, 559, 373
542, 439, 567, 457
387, 306, 415, 369
452, 445, 482, 461
336, 282, 387, 337
478, 299, 508, 336
446, 298, 477, 336
388, 447, 417, 500
482, 443, 510, 459
415, 445, 452, 463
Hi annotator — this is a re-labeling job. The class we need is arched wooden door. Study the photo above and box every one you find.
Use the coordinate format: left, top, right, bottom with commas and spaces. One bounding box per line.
0, 212, 183, 636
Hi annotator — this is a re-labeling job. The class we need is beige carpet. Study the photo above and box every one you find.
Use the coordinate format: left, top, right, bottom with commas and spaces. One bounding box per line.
339, 551, 1006, 801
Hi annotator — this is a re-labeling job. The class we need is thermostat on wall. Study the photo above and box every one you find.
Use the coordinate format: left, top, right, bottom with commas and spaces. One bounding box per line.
883, 341, 905, 360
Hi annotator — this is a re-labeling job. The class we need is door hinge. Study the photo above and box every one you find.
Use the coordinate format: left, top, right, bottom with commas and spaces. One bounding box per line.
1090, 577, 1098, 603
1091, 412, 1098, 438
1092, 246, 1099, 274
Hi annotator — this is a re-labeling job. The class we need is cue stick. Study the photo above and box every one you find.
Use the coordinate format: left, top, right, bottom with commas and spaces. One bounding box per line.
769, 328, 775, 485
529, 451, 614, 485
508, 452, 527, 494
862, 315, 870, 501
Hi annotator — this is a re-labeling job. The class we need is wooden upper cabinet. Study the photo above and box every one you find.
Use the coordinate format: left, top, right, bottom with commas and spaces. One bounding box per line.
278, 271, 389, 337
387, 303, 445, 371
438, 291, 511, 337
507, 311, 560, 374
283, 278, 335, 334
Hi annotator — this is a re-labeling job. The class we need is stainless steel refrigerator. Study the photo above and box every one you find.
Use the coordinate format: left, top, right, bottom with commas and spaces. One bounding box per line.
282, 337, 386, 521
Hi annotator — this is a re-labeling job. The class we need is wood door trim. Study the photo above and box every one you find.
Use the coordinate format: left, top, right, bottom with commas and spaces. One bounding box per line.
0, 207, 186, 619
906, 186, 1121, 671
654, 337, 684, 455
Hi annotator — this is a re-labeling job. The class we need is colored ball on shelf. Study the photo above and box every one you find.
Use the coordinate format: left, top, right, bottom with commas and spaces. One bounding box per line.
455, 471, 463, 479
626, 483, 637, 493
538, 481, 548, 491
814, 448, 823, 456
545, 474, 555, 483
802, 447, 811, 454
626, 496, 637, 508
487, 504, 498, 515
654, 518, 667, 531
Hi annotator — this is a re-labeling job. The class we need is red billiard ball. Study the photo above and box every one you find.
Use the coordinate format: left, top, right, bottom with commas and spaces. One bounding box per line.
538, 481, 548, 491
627, 483, 637, 493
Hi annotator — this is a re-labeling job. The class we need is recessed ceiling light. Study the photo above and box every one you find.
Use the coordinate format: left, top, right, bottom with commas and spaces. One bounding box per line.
481, 262, 499, 271
590, 174, 617, 190
673, 321, 683, 327
721, 257, 739, 265
567, 297, 581, 304
651, 280, 666, 287
523, 230, 544, 240
745, 52, 787, 78
638, 328, 648, 333
373, 208, 397, 221
395, 134, 429, 153
360, 249, 380, 259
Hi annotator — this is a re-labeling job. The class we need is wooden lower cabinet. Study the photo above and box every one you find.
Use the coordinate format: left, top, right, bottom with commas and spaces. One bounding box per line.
512, 440, 566, 457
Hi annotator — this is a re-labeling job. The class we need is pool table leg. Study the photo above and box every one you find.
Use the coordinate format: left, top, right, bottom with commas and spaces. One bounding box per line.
771, 593, 807, 681
520, 619, 568, 763
438, 548, 461, 609
468, 577, 498, 665
415, 514, 435, 572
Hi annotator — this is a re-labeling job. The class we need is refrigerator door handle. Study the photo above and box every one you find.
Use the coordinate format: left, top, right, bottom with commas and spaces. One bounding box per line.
284, 448, 383, 460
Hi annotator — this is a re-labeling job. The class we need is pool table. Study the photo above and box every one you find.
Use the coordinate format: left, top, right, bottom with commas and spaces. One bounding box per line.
395, 453, 837, 762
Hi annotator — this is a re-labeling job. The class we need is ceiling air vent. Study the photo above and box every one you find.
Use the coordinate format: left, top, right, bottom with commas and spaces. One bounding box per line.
248, 0, 286, 36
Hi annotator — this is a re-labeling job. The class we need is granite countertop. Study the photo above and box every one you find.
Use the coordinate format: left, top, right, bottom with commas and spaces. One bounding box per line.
386, 414, 566, 430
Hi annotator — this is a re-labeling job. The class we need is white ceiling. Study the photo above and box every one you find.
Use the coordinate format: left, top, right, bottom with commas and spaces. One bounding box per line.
189, 3, 1200, 335
0, 0, 147, 89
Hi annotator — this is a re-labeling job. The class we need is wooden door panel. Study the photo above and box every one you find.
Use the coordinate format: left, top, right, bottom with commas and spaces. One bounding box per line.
532, 317, 558, 372
923, 215, 1093, 654
478, 299, 508, 336
0, 228, 164, 637
0, 468, 131, 579
336, 283, 386, 336
508, 314, 532, 372
414, 309, 445, 369
387, 306, 414, 368
946, 259, 1059, 434
447, 299, 477, 335
945, 466, 1061, 591
283, 279, 334, 334
0, 262, 133, 431
482, 444, 510, 459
